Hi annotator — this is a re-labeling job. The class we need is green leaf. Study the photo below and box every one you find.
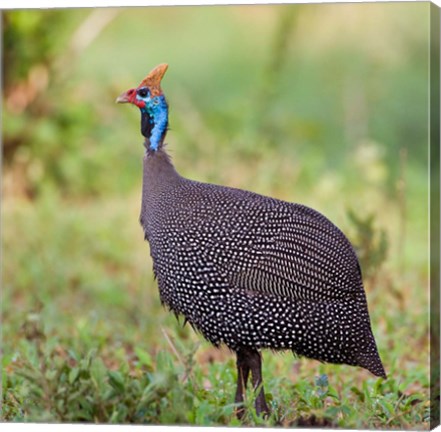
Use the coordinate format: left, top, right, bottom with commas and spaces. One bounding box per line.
340, 404, 352, 416
68, 367, 80, 384
90, 358, 106, 390
45, 369, 57, 381
403, 393, 424, 408
108, 370, 125, 392
350, 386, 365, 402
378, 399, 394, 417
68, 349, 79, 362
134, 347, 153, 368
373, 377, 384, 395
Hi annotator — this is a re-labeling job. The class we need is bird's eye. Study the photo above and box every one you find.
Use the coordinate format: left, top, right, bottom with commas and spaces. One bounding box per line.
137, 88, 148, 98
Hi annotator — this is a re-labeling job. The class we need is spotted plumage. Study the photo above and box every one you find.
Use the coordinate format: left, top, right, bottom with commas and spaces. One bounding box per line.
117, 64, 386, 418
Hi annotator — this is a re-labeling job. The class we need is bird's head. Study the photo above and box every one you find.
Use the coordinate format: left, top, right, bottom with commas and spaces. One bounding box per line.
116, 63, 169, 151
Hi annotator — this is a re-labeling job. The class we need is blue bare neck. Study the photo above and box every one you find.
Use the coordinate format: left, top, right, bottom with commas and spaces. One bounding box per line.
140, 95, 168, 151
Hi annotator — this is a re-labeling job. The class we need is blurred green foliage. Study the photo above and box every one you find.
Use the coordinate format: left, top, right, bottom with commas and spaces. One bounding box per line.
3, 4, 429, 199
347, 208, 388, 280
2, 3, 432, 428
3, 11, 70, 84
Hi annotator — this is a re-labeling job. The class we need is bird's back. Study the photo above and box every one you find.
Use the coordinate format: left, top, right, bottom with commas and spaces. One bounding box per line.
145, 175, 362, 299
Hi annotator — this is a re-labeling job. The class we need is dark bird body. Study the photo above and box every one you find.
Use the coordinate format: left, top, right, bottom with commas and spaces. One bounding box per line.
117, 64, 386, 418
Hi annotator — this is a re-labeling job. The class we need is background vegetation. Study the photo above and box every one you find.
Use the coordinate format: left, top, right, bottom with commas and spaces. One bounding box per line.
2, 3, 433, 428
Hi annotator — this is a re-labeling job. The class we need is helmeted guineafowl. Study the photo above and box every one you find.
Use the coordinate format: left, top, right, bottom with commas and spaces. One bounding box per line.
116, 63, 386, 418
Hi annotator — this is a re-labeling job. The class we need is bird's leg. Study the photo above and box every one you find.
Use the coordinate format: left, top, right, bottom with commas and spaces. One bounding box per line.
247, 348, 270, 418
235, 347, 270, 419
235, 349, 250, 419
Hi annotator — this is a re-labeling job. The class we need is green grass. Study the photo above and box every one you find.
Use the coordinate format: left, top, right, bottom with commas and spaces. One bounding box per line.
1, 329, 430, 427
1, 297, 430, 428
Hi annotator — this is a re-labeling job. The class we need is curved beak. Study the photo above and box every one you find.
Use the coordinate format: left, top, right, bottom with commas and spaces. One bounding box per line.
116, 89, 134, 104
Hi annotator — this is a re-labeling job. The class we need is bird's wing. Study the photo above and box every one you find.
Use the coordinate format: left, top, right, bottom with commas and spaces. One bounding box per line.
210, 203, 363, 301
